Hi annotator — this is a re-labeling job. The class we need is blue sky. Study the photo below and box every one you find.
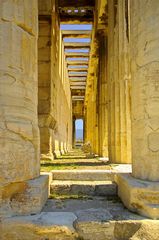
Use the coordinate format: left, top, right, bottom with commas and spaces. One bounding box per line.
76, 119, 83, 129
60, 24, 92, 31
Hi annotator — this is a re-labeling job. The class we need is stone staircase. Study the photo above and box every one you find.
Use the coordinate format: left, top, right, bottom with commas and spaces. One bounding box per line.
50, 169, 117, 197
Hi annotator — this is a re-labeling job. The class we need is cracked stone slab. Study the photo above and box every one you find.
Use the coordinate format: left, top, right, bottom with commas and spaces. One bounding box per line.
74, 208, 114, 240
1, 212, 78, 240
3, 212, 77, 230
75, 208, 113, 222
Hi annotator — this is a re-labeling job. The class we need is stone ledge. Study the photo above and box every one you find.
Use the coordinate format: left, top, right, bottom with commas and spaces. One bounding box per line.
0, 175, 49, 217
116, 173, 159, 219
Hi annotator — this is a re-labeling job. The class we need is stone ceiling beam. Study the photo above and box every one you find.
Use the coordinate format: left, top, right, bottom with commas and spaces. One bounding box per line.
64, 42, 90, 48
62, 30, 91, 38
67, 60, 88, 65
65, 52, 89, 57
68, 68, 88, 71
60, 19, 93, 24
71, 86, 86, 89
69, 73, 87, 77
70, 83, 86, 86
58, 0, 95, 8
71, 89, 85, 95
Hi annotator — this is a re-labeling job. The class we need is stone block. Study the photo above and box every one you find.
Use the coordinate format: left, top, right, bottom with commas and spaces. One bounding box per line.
0, 175, 49, 217
50, 180, 117, 197
116, 173, 159, 219
114, 220, 159, 240
75, 208, 114, 240
51, 170, 115, 181
1, 212, 78, 240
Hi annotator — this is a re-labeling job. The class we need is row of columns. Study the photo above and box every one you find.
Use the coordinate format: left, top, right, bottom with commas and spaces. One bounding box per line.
38, 4, 73, 160
0, 0, 73, 217
108, 0, 159, 219
85, 0, 159, 218
107, 0, 159, 181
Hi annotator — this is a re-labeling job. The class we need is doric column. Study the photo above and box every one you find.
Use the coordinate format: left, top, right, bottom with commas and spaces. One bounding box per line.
72, 117, 76, 148
117, 0, 159, 219
0, 0, 48, 217
130, 1, 159, 181
118, 0, 132, 163
108, 0, 121, 163
38, 14, 55, 161
98, 33, 109, 157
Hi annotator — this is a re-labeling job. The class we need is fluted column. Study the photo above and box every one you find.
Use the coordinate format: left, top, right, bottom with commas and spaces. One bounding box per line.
117, 0, 159, 219
0, 0, 49, 217
98, 33, 108, 157
0, 0, 39, 185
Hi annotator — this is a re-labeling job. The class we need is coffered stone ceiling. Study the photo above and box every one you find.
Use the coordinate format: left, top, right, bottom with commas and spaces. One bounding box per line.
58, 0, 95, 106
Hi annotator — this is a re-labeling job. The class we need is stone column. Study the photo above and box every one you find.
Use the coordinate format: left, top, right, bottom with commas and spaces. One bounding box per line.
108, 0, 121, 163
98, 33, 109, 158
118, 0, 132, 163
0, 0, 48, 217
38, 16, 54, 160
72, 117, 76, 148
117, 0, 159, 219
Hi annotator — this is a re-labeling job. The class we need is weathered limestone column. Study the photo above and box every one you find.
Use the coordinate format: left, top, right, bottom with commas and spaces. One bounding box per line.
117, 0, 159, 219
108, 0, 131, 163
0, 0, 48, 217
98, 33, 109, 157
118, 0, 132, 163
38, 16, 55, 160
108, 0, 120, 163
72, 117, 76, 148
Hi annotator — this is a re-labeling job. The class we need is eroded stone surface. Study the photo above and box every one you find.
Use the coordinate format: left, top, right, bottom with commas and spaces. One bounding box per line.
117, 173, 159, 219
0, 0, 39, 185
0, 175, 49, 217
1, 212, 78, 240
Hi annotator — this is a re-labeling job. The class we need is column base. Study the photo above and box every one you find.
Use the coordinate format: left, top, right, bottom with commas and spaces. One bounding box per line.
54, 150, 61, 158
116, 173, 159, 219
0, 175, 49, 217
60, 150, 65, 155
41, 153, 54, 161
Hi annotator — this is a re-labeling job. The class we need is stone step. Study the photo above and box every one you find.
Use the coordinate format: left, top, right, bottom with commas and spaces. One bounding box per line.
50, 180, 117, 196
51, 170, 115, 181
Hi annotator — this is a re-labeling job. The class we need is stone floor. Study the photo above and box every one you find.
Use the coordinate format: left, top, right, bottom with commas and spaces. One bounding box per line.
2, 150, 159, 240
41, 149, 132, 171
2, 197, 159, 240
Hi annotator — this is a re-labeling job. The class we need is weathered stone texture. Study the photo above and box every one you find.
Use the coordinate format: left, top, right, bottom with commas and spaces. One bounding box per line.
38, 8, 72, 159
0, 175, 49, 217
107, 0, 131, 163
130, 0, 159, 181
1, 212, 78, 240
98, 34, 109, 158
117, 173, 159, 219
0, 0, 39, 185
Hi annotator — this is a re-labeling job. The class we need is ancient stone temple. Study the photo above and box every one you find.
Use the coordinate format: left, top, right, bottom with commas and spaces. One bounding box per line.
0, 0, 159, 239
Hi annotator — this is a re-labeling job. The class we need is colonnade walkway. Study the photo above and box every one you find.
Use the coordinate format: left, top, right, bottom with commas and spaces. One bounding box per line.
25, 148, 155, 239
41, 148, 132, 198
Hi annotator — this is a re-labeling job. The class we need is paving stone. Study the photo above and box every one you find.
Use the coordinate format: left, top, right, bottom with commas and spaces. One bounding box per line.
50, 180, 117, 196
1, 212, 78, 240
